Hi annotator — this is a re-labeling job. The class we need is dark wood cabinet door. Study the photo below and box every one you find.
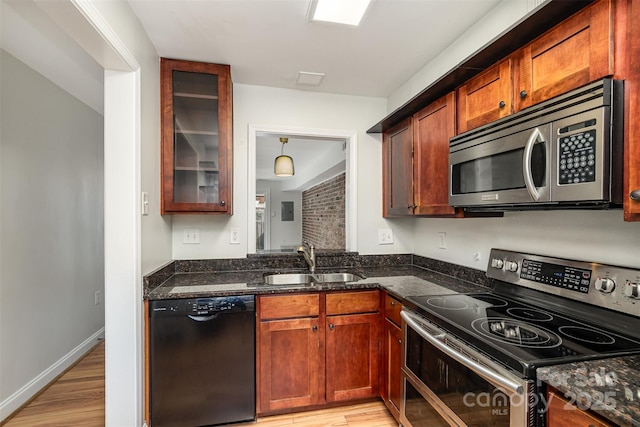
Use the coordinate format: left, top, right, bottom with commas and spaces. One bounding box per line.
160, 58, 233, 214
383, 118, 414, 217
515, 0, 614, 112
257, 317, 324, 413
413, 92, 459, 217
325, 312, 380, 402
546, 391, 614, 427
456, 58, 513, 133
383, 318, 402, 420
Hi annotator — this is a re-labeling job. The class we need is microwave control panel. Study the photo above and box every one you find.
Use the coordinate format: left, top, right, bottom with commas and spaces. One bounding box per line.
558, 129, 596, 185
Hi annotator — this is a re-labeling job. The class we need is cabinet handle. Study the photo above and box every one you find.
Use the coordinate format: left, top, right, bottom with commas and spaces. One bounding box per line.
312, 325, 318, 332
398, 339, 402, 344
329, 323, 335, 330
220, 200, 226, 206
519, 90, 527, 99
630, 190, 640, 200
407, 205, 412, 209
499, 100, 506, 108
390, 301, 396, 306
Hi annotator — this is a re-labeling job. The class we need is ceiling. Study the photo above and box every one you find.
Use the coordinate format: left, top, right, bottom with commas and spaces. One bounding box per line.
127, 0, 503, 99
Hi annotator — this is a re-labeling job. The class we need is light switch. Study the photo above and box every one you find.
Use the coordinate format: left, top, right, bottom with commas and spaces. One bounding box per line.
141, 192, 149, 216
183, 229, 200, 244
378, 229, 393, 245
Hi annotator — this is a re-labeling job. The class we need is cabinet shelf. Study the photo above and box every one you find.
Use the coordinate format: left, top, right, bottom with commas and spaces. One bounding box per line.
174, 92, 219, 100
175, 167, 219, 173
175, 129, 219, 136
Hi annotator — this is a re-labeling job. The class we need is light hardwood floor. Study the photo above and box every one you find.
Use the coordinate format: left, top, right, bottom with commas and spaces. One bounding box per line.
3, 341, 105, 427
2, 342, 397, 427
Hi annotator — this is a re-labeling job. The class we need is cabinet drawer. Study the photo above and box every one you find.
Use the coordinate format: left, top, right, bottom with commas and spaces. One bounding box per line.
384, 293, 403, 326
259, 294, 319, 320
326, 290, 379, 316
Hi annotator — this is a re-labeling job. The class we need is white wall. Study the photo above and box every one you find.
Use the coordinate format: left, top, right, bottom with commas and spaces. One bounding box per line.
171, 83, 414, 259
413, 210, 640, 270
257, 181, 302, 250
0, 50, 105, 418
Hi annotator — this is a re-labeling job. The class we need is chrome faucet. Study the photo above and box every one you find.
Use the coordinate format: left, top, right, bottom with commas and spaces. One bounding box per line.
296, 242, 316, 273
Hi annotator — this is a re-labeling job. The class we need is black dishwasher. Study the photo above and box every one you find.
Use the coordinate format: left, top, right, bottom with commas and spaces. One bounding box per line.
149, 296, 255, 427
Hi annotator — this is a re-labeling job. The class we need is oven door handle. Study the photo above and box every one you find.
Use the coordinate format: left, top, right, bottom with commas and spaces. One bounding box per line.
522, 127, 544, 202
401, 310, 524, 396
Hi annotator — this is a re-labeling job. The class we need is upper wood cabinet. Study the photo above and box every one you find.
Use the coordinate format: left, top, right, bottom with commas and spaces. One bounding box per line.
624, 0, 640, 220
457, 0, 614, 134
456, 58, 514, 134
514, 0, 614, 112
160, 58, 233, 214
413, 92, 459, 216
383, 93, 461, 218
383, 118, 414, 217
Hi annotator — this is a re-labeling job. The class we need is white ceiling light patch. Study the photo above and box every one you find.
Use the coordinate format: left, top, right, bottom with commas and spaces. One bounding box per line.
297, 71, 325, 86
308, 0, 372, 26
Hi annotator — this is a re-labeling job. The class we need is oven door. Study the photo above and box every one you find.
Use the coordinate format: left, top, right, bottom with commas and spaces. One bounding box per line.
400, 309, 535, 427
449, 123, 551, 207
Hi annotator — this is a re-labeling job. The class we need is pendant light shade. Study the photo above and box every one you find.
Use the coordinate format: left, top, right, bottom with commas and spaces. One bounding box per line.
274, 137, 295, 176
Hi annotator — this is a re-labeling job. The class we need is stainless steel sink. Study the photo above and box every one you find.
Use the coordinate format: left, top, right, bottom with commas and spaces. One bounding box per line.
316, 272, 362, 283
262, 272, 363, 285
263, 273, 315, 285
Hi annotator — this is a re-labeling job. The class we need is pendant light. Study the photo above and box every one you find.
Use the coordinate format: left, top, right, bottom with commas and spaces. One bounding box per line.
274, 137, 295, 176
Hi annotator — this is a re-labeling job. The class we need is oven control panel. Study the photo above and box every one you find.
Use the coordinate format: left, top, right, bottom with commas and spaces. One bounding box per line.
487, 248, 640, 317
519, 258, 591, 293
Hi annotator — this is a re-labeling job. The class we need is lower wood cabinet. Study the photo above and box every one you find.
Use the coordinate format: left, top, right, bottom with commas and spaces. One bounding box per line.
257, 290, 380, 415
257, 316, 324, 412
381, 293, 403, 421
546, 390, 614, 427
326, 312, 380, 402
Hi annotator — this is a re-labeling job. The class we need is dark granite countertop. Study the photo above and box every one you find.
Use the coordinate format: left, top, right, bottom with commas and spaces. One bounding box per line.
144, 264, 489, 301
538, 355, 640, 427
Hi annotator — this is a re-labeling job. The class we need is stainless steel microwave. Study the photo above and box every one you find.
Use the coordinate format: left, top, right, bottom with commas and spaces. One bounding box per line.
449, 79, 623, 210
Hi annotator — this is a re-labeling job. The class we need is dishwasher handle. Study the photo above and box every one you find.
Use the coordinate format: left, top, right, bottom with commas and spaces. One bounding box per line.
188, 314, 219, 322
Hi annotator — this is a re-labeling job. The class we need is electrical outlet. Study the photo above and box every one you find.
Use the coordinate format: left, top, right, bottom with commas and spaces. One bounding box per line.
438, 232, 447, 249
230, 228, 240, 244
183, 229, 200, 244
94, 291, 101, 306
378, 229, 393, 245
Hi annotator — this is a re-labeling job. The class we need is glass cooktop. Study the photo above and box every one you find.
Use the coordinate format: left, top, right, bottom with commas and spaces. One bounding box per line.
406, 293, 640, 376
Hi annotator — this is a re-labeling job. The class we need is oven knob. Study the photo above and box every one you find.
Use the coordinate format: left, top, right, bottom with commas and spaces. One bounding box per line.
505, 261, 519, 272
624, 282, 640, 299
594, 277, 615, 293
491, 258, 504, 269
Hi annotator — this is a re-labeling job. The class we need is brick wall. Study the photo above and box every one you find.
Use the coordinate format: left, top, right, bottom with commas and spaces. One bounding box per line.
302, 173, 345, 250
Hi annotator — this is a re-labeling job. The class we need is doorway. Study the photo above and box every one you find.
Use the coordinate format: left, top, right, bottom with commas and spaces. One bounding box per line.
247, 124, 358, 254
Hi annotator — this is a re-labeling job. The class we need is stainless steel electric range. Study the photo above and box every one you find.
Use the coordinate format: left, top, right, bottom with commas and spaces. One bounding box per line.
400, 248, 640, 427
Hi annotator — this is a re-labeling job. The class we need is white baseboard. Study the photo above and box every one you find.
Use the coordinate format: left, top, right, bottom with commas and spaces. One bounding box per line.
0, 328, 105, 422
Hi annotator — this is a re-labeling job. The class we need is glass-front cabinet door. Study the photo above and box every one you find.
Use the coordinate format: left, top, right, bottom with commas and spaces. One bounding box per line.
161, 58, 232, 214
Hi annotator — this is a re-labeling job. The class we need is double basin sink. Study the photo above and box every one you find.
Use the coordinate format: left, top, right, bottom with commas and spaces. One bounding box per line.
263, 272, 363, 286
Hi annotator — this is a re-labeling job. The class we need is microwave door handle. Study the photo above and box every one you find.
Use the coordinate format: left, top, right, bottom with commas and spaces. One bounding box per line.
401, 310, 524, 397
523, 127, 544, 201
